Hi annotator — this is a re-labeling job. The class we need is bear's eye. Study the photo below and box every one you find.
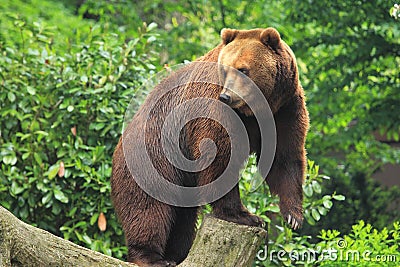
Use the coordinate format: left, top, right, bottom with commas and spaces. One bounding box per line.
238, 68, 250, 76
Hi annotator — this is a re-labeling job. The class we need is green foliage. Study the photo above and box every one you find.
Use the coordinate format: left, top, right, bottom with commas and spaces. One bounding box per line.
252, 220, 400, 266
240, 159, 347, 267
289, 0, 400, 169
73, 1, 292, 64
240, 159, 345, 228
0, 5, 158, 258
284, 0, 400, 234
0, 0, 91, 49
316, 220, 400, 266
240, 160, 398, 267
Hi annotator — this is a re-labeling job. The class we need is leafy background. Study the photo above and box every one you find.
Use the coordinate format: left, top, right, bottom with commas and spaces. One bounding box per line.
0, 0, 399, 266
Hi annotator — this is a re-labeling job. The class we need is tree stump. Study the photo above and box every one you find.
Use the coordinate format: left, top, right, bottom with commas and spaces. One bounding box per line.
180, 215, 266, 267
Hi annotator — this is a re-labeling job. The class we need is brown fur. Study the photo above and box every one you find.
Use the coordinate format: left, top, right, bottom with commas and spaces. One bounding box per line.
111, 28, 308, 266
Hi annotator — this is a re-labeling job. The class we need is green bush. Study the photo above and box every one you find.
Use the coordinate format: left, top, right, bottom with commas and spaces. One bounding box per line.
241, 160, 399, 267
287, 0, 400, 235
0, 13, 158, 258
239, 159, 348, 267
0, 0, 91, 49
315, 220, 400, 267
253, 220, 400, 267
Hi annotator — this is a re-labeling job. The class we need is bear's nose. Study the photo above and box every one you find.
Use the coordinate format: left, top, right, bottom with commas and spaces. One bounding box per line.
219, 93, 231, 104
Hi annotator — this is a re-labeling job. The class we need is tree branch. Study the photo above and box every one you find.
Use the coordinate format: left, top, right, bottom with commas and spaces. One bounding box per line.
0, 206, 135, 267
218, 0, 227, 29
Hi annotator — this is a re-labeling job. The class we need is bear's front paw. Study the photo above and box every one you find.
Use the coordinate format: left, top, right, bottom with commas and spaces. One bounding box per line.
286, 213, 303, 230
281, 208, 303, 230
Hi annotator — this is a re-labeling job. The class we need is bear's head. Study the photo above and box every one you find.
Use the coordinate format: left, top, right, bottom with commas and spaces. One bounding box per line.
218, 28, 300, 115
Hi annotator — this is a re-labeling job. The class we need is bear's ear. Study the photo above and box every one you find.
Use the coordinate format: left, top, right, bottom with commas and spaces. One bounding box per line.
260, 27, 281, 51
221, 28, 238, 45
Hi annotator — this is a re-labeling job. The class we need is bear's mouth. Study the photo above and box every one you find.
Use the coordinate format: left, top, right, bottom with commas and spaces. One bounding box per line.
229, 101, 253, 116
219, 89, 240, 106
219, 90, 253, 116
229, 99, 243, 109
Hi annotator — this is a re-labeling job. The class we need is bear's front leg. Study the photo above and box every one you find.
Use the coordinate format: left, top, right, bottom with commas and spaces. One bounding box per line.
266, 94, 308, 230
267, 159, 304, 229
212, 184, 264, 227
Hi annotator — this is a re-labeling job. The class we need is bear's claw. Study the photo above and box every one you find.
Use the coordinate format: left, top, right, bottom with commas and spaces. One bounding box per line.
286, 214, 302, 230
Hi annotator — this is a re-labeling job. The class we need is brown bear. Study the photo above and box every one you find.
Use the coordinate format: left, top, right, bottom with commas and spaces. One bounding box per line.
111, 27, 308, 267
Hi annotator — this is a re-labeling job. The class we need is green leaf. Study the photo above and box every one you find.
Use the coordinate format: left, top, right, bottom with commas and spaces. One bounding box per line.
311, 208, 321, 221
147, 22, 158, 31
99, 76, 107, 85
35, 130, 48, 136
19, 206, 29, 219
82, 234, 92, 245
26, 86, 36, 95
68, 207, 78, 217
10, 181, 25, 195
304, 209, 315, 225
42, 191, 53, 205
102, 247, 112, 256
332, 195, 346, 201
147, 36, 156, 43
323, 199, 333, 209
283, 243, 295, 252
28, 195, 36, 207
74, 221, 87, 228
3, 155, 17, 165
34, 152, 43, 165
317, 206, 328, 216
54, 188, 68, 203
47, 164, 60, 179
266, 205, 280, 213
52, 203, 61, 215
80, 75, 88, 83
303, 184, 313, 197
35, 130, 49, 142
90, 213, 99, 225
311, 181, 322, 194
7, 92, 16, 102
22, 152, 30, 160
74, 230, 83, 242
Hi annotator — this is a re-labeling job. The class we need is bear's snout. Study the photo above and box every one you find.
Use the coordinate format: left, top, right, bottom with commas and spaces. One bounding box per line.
219, 93, 231, 104
219, 89, 243, 108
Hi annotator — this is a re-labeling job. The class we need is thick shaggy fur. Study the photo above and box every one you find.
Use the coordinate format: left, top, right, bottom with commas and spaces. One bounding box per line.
111, 28, 308, 266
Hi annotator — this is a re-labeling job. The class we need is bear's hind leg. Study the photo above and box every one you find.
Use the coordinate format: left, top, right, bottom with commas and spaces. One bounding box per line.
164, 207, 198, 264
212, 184, 263, 227
125, 203, 176, 266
